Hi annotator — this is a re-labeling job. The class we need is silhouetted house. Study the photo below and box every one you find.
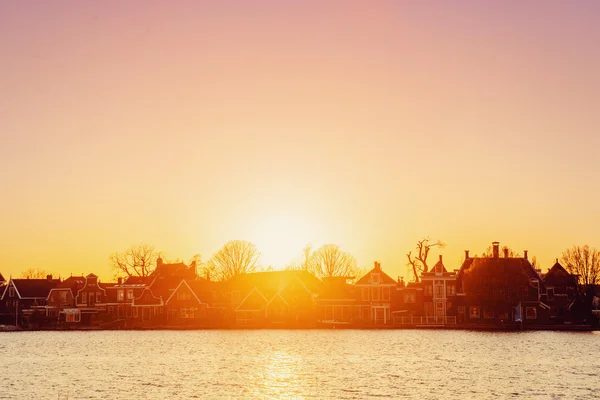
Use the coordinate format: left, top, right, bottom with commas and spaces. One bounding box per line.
420, 255, 458, 323
104, 275, 156, 321
0, 273, 5, 287
316, 276, 356, 325
46, 275, 86, 323
225, 270, 321, 327
0, 275, 60, 326
456, 242, 541, 327
354, 262, 396, 325
73, 273, 110, 325
153, 257, 197, 280
392, 279, 424, 323
539, 260, 580, 324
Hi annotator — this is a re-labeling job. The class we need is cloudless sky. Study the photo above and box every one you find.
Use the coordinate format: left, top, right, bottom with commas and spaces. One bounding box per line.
1, 1, 599, 281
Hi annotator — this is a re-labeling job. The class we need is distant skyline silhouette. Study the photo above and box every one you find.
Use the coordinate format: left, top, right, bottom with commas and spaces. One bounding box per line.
1, 1, 599, 281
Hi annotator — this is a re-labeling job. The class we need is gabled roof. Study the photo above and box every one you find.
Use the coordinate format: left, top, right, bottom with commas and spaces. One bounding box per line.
5, 278, 60, 299
48, 276, 86, 299
164, 280, 203, 305
236, 287, 269, 311
0, 273, 5, 283
355, 263, 396, 285
544, 261, 577, 287
422, 256, 448, 275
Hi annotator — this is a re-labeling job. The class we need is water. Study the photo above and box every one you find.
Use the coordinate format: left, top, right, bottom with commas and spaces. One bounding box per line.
0, 330, 599, 399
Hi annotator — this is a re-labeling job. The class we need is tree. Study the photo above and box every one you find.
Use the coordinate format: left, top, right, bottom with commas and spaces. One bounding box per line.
482, 245, 520, 258
311, 244, 358, 279
20, 267, 51, 279
109, 244, 159, 278
206, 240, 260, 281
406, 238, 445, 282
560, 245, 600, 305
286, 244, 316, 272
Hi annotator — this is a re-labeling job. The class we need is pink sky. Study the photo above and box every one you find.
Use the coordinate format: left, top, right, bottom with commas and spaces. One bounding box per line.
1, 1, 599, 280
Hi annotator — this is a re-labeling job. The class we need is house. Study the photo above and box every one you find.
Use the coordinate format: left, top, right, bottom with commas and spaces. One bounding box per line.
539, 260, 580, 325
456, 242, 541, 327
354, 261, 397, 325
315, 276, 356, 326
392, 280, 425, 325
73, 273, 110, 325
104, 275, 156, 321
225, 270, 321, 327
0, 275, 61, 327
46, 275, 87, 324
419, 255, 458, 324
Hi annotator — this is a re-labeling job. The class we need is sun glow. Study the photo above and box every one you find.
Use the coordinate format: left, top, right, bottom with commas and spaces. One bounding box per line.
250, 212, 320, 269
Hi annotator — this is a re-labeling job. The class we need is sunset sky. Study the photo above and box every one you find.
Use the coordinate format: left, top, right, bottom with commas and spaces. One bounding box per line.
1, 1, 599, 281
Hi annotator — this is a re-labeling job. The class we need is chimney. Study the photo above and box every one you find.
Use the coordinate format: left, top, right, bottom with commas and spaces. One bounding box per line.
523, 250, 528, 260
374, 261, 381, 271
503, 247, 509, 258
118, 277, 122, 285
465, 250, 470, 259
46, 274, 53, 282
492, 242, 500, 258
439, 255, 443, 262
157, 257, 163, 269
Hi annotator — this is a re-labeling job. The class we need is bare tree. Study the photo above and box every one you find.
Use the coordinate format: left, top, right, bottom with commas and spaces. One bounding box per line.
311, 244, 358, 279
109, 244, 159, 278
406, 238, 445, 282
561, 245, 600, 303
286, 244, 316, 272
206, 240, 260, 281
20, 267, 51, 279
482, 245, 521, 258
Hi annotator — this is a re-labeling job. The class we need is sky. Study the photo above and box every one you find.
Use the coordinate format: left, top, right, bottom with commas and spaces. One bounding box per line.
1, 1, 599, 281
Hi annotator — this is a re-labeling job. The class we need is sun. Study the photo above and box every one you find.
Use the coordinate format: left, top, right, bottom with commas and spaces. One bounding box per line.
250, 212, 319, 269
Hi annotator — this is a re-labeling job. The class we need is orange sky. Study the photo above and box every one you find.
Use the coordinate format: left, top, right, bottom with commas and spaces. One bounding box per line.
1, 1, 599, 281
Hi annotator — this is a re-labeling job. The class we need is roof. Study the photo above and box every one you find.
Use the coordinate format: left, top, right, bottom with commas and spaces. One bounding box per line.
122, 276, 156, 286
422, 256, 448, 275
544, 261, 577, 287
355, 265, 396, 285
54, 276, 86, 292
0, 273, 5, 283
8, 278, 61, 298
317, 279, 355, 301
226, 270, 322, 297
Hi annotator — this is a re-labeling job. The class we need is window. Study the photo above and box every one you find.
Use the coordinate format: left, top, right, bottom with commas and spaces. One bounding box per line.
96, 292, 102, 302
361, 287, 369, 301
424, 284, 433, 296
117, 290, 125, 301
81, 292, 87, 304
371, 287, 381, 301
126, 290, 134, 300
447, 284, 456, 296
526, 307, 537, 320
483, 309, 494, 319
8, 286, 14, 298
382, 287, 390, 301
88, 292, 95, 304
435, 283, 444, 298
65, 310, 81, 323
370, 273, 381, 284
403, 292, 415, 303
469, 306, 480, 319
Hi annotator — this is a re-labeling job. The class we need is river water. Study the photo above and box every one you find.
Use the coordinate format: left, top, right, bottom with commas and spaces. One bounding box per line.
0, 329, 598, 399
